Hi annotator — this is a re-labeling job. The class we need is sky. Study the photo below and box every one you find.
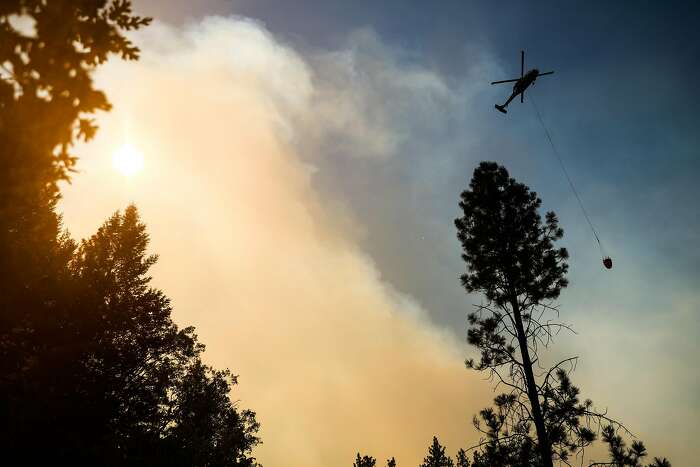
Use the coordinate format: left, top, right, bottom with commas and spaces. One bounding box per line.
58, 1, 699, 465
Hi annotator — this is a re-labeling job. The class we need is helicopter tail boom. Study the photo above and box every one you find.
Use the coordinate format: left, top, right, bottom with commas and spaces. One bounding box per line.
490, 78, 520, 84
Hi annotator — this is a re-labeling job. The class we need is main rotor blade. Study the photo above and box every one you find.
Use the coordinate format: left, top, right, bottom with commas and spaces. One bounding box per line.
521, 50, 524, 78
537, 71, 554, 76
490, 78, 519, 84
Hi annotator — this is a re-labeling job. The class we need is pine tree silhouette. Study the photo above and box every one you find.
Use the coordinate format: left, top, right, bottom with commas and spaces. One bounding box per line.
353, 453, 377, 467
455, 162, 670, 467
420, 437, 454, 467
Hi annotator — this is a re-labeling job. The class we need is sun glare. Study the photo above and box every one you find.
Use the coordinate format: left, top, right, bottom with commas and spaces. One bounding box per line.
113, 143, 144, 177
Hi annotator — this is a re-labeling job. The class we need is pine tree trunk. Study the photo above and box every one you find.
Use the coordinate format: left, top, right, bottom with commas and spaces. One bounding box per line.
511, 297, 553, 467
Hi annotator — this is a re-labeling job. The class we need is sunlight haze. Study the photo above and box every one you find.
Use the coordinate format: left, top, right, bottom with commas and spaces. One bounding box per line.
113, 143, 144, 177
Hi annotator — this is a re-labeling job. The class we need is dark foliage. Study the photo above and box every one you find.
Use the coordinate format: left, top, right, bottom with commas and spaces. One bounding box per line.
72, 207, 261, 466
3, 206, 262, 465
0, 2, 261, 465
455, 161, 568, 309
455, 161, 569, 467
589, 426, 671, 467
454, 162, 670, 466
455, 449, 470, 467
466, 372, 599, 467
420, 437, 454, 467
1, 0, 151, 399
0, 0, 150, 192
0, 0, 151, 299
354, 453, 377, 467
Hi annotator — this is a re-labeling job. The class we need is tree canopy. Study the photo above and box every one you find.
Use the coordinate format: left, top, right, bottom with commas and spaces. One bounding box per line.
354, 453, 378, 467
1, 0, 152, 382
420, 437, 454, 467
4, 206, 262, 465
455, 161, 569, 309
0, 2, 261, 465
454, 162, 669, 467
455, 161, 570, 467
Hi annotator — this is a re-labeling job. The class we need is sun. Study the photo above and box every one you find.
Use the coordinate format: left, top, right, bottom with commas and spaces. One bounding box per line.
113, 143, 144, 177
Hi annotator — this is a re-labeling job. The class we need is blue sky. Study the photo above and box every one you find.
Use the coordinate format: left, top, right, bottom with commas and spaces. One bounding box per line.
117, 1, 699, 463
210, 0, 700, 321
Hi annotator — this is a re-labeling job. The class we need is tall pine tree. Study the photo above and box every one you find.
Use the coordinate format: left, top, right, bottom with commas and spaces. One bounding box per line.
455, 162, 670, 467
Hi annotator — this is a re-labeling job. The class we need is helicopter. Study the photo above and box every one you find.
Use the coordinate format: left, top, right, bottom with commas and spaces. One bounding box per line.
491, 50, 554, 114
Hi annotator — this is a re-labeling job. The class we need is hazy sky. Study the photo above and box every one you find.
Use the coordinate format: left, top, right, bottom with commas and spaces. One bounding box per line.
59, 1, 698, 465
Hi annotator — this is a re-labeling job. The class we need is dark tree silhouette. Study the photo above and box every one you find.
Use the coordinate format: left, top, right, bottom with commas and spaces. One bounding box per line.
5, 206, 262, 465
0, 0, 151, 312
70, 207, 261, 465
0, 0, 151, 414
387, 457, 397, 467
454, 162, 670, 467
456, 448, 471, 467
354, 453, 377, 467
1, 0, 150, 192
589, 426, 671, 467
466, 378, 576, 467
0, 2, 152, 457
420, 437, 455, 467
455, 161, 569, 467
0, 2, 261, 465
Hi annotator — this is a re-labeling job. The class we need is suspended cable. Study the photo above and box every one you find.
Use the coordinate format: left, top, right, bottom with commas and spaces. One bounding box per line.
528, 94, 610, 265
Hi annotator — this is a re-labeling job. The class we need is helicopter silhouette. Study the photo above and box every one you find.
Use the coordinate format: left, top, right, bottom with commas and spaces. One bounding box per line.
491, 50, 554, 114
